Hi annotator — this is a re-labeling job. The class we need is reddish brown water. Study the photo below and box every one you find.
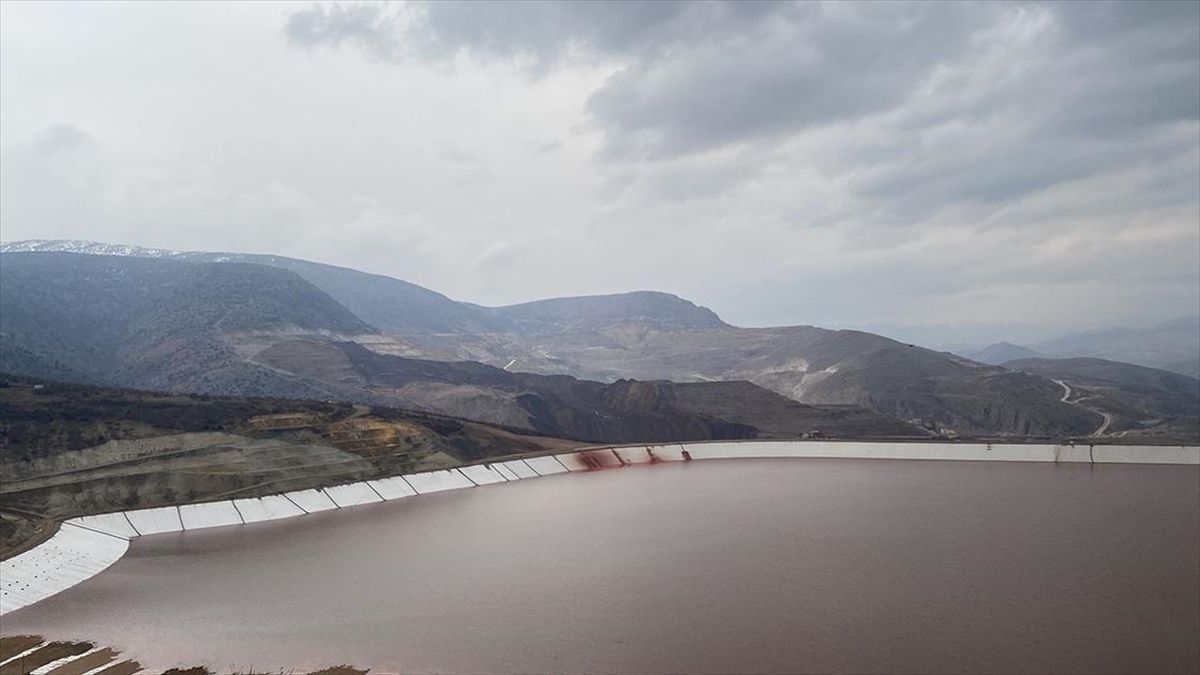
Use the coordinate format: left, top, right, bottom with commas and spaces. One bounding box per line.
4, 459, 1199, 674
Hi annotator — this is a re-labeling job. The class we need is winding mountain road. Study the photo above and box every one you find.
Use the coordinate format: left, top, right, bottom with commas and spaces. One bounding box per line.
1053, 379, 1112, 437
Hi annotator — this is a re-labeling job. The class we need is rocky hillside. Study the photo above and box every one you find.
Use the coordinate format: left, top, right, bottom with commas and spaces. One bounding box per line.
253, 339, 927, 442
1004, 357, 1200, 440
418, 322, 1104, 438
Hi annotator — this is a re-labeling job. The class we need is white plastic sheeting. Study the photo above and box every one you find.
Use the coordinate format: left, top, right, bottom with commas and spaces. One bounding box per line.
523, 455, 570, 476
124, 506, 183, 535
324, 482, 385, 508
1054, 445, 1095, 463
70, 513, 139, 539
492, 462, 521, 481
283, 489, 339, 513
555, 450, 626, 471
500, 459, 540, 479
679, 441, 1066, 463
1093, 444, 1199, 464
0, 523, 128, 615
179, 501, 243, 530
233, 495, 306, 523
459, 464, 509, 486
368, 476, 418, 500
402, 469, 475, 494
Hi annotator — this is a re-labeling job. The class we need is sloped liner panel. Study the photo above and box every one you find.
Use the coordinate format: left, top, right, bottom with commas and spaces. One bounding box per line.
368, 477, 418, 500
492, 463, 521, 481
402, 469, 475, 494
70, 513, 139, 539
324, 482, 385, 508
233, 496, 306, 523
283, 489, 339, 513
523, 455, 569, 476
124, 506, 183, 535
459, 464, 509, 486
1094, 445, 1199, 464
500, 459, 540, 478
0, 524, 128, 615
179, 501, 243, 530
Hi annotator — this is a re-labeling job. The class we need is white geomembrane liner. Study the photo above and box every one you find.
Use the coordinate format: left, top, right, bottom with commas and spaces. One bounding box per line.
179, 501, 243, 530
368, 477, 418, 500
1055, 445, 1095, 463
70, 512, 139, 539
492, 462, 521, 481
0, 523, 128, 615
523, 455, 569, 476
233, 495, 306, 523
324, 482, 385, 508
552, 452, 591, 472
459, 464, 508, 486
614, 446, 662, 461
555, 450, 624, 471
681, 441, 1062, 463
501, 459, 540, 479
402, 469, 475, 494
1094, 445, 1199, 464
124, 506, 183, 535
283, 489, 339, 513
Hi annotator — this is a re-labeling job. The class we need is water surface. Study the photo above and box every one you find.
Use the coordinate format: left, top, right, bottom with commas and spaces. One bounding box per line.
6, 459, 1199, 674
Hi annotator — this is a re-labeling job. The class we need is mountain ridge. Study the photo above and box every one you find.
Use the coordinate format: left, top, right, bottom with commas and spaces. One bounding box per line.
2, 241, 1193, 441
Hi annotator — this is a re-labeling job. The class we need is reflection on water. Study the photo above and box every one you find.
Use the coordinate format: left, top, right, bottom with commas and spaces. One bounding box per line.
5, 459, 1199, 674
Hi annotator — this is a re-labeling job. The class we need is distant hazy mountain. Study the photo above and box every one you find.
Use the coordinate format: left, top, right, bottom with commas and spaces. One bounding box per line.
1029, 317, 1200, 378
0, 252, 376, 398
175, 251, 512, 336
0, 239, 510, 336
486, 291, 728, 334
956, 342, 1044, 365
1004, 357, 1199, 440
1, 240, 1187, 440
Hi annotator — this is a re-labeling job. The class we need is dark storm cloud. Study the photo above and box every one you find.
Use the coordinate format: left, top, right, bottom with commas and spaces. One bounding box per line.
583, 3, 999, 160
839, 0, 1200, 216
285, 1, 1199, 209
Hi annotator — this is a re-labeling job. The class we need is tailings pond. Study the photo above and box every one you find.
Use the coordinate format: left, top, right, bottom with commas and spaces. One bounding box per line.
5, 459, 1199, 674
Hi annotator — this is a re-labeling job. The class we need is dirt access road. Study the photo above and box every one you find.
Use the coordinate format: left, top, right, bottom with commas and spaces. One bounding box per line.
1053, 379, 1113, 437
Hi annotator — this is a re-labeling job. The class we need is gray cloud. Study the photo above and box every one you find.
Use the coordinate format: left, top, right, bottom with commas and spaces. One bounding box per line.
285, 2, 399, 58
31, 123, 94, 155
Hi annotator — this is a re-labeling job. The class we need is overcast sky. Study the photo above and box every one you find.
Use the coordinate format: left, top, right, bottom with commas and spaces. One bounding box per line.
1, 1, 1197, 345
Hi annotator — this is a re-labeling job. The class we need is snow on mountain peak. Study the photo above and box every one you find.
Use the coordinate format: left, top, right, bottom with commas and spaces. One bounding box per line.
0, 239, 182, 258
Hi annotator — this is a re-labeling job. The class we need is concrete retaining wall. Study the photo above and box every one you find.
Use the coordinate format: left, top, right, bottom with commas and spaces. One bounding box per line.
3, 440, 1196, 616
